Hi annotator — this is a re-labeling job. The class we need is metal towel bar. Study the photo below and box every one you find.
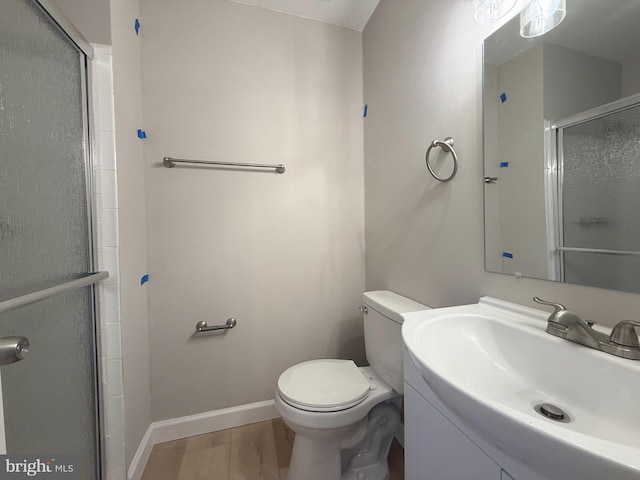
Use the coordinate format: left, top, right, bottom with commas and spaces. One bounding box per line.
557, 246, 640, 258
195, 318, 237, 334
0, 271, 109, 315
163, 157, 285, 174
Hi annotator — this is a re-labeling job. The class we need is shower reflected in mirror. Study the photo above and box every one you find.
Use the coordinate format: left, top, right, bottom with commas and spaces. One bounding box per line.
483, 0, 640, 293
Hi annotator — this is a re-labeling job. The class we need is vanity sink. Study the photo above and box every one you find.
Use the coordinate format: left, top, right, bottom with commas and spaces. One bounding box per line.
402, 297, 640, 480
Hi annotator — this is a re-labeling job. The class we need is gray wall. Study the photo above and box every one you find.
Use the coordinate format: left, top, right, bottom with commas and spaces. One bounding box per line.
543, 42, 621, 122
140, 0, 366, 421
622, 52, 640, 97
363, 0, 640, 326
494, 44, 547, 279
51, 0, 111, 44
110, 0, 152, 466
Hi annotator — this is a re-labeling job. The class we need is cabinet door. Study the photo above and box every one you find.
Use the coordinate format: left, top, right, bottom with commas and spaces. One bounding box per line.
405, 384, 501, 480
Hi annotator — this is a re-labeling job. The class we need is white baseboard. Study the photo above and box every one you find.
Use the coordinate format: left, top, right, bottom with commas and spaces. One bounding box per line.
126, 425, 154, 480
127, 399, 279, 480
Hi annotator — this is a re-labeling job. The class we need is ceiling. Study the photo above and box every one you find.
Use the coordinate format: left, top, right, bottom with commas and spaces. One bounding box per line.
226, 0, 381, 31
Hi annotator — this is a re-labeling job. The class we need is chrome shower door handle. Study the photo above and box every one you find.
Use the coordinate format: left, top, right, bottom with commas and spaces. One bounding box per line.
0, 336, 29, 365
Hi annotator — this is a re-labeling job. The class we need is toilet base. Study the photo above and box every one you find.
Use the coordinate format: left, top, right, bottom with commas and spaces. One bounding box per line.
286, 402, 402, 480
288, 435, 341, 480
341, 402, 402, 480
276, 367, 399, 480
342, 463, 389, 480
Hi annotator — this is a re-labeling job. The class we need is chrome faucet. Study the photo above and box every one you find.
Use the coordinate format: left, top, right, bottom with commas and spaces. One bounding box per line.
533, 297, 640, 360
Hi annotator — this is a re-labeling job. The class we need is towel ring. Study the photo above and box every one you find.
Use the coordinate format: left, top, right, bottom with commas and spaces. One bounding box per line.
425, 137, 458, 182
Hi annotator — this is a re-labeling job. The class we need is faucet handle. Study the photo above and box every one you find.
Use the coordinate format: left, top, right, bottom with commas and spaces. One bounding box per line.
533, 297, 566, 313
610, 321, 640, 348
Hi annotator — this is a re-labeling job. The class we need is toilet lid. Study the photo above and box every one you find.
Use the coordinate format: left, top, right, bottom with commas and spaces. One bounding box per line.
278, 359, 371, 412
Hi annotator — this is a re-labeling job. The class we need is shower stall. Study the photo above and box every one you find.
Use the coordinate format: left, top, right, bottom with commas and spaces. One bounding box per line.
550, 94, 640, 292
0, 0, 105, 478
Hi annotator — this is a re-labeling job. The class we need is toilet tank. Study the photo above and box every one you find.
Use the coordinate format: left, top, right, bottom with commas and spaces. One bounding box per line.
362, 291, 429, 394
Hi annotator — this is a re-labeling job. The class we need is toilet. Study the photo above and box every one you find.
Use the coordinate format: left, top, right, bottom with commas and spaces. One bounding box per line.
275, 290, 429, 480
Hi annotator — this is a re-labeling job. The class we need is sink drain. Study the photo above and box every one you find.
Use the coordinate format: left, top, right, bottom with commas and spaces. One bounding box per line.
534, 403, 570, 423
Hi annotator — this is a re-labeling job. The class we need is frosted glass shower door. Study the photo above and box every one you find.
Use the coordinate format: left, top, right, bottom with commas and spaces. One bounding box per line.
559, 102, 640, 292
0, 0, 100, 479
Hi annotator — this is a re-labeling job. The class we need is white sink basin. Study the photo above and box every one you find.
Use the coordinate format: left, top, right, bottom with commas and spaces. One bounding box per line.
402, 297, 640, 480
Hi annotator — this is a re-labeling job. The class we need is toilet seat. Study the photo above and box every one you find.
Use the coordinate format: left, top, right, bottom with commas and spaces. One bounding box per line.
277, 359, 371, 412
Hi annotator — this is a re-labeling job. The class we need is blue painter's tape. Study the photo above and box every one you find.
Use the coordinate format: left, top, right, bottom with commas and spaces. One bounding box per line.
140, 274, 149, 286
500, 161, 509, 168
500, 93, 507, 103
137, 129, 147, 139
363, 104, 368, 117
135, 18, 141, 36
502, 252, 514, 259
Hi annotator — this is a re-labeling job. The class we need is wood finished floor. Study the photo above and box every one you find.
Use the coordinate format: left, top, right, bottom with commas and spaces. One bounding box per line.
142, 418, 404, 480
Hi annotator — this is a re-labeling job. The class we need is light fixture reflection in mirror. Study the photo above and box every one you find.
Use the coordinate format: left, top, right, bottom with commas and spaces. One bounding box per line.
474, 0, 517, 23
520, 0, 567, 38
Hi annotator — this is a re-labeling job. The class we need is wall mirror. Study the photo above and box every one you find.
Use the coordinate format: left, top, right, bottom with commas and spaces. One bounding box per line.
483, 0, 640, 293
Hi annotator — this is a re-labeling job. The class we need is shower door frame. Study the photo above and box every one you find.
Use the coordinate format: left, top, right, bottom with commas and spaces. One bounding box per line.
80, 50, 107, 480
19, 1, 105, 478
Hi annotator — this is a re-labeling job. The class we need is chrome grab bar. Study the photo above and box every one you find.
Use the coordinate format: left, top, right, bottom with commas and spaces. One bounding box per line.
556, 246, 640, 258
195, 318, 237, 334
163, 157, 285, 174
0, 271, 109, 315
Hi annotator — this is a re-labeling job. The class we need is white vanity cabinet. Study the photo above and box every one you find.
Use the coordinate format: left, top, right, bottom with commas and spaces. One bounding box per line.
401, 299, 640, 480
403, 350, 549, 480
404, 383, 502, 479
